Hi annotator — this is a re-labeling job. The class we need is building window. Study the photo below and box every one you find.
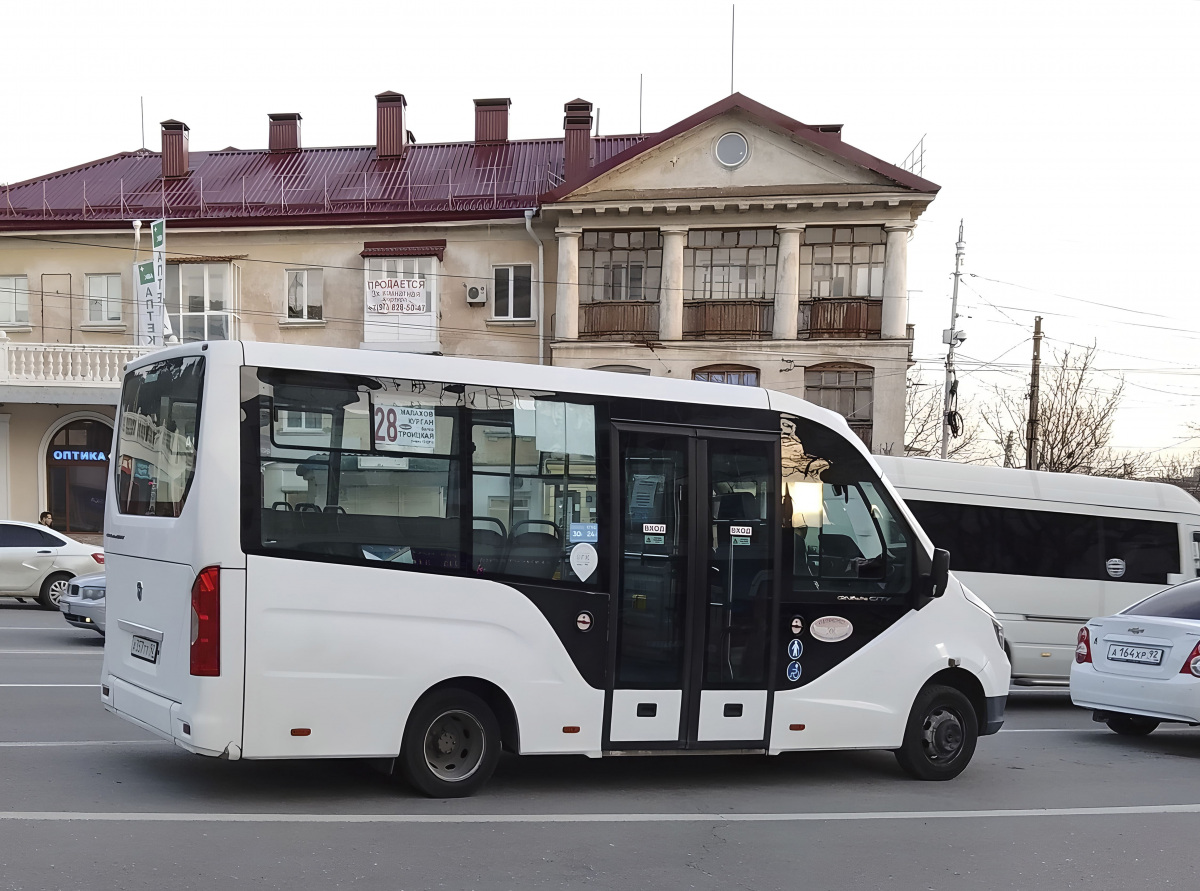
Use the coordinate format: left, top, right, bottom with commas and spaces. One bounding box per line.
804, 363, 873, 447
693, 365, 760, 386
281, 411, 325, 431
579, 230, 663, 302
493, 265, 533, 319
286, 269, 323, 320
0, 275, 30, 325
685, 229, 777, 300
714, 132, 750, 169
86, 274, 122, 322
802, 227, 885, 299
166, 263, 235, 342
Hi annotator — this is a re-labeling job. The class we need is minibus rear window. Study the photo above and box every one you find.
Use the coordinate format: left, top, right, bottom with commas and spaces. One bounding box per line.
114, 356, 205, 517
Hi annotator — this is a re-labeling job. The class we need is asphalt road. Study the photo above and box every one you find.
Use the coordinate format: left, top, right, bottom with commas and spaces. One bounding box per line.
1, 601, 1198, 890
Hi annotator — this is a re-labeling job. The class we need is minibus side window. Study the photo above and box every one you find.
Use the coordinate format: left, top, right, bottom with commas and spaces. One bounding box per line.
781, 416, 912, 601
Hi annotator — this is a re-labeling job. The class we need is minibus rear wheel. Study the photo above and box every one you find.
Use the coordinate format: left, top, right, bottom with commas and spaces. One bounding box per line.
894, 684, 978, 781
400, 689, 502, 798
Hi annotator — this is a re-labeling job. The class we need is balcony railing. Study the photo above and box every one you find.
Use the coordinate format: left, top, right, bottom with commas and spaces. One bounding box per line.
683, 299, 773, 339
0, 342, 157, 385
805, 298, 883, 340
579, 301, 659, 341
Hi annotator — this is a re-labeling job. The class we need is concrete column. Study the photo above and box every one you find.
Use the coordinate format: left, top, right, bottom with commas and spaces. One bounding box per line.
0, 413, 9, 520
554, 228, 581, 340
771, 226, 804, 340
659, 228, 687, 341
881, 223, 915, 339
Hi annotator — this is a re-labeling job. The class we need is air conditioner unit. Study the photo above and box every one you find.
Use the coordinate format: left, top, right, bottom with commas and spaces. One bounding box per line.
465, 282, 487, 305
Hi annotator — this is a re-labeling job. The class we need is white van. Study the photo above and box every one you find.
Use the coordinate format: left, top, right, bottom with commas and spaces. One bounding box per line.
100, 343, 1009, 795
876, 455, 1200, 684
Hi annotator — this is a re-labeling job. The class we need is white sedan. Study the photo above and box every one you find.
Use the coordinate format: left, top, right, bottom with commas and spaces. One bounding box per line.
1071, 579, 1200, 735
0, 521, 104, 609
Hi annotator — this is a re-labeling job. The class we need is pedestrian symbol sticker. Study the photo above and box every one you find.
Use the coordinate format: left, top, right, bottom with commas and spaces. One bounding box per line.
787, 661, 802, 682
787, 639, 803, 660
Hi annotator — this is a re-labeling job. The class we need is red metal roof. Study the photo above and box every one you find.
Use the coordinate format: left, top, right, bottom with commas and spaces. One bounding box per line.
0, 137, 644, 230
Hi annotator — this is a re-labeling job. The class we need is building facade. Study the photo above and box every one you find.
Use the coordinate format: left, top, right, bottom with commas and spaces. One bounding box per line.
0, 92, 937, 535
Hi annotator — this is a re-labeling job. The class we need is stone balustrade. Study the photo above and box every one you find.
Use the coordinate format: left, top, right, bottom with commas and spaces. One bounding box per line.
0, 340, 157, 386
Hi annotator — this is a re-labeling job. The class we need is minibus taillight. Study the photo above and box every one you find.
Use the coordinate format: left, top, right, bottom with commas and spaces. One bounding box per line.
1075, 626, 1092, 664
190, 566, 220, 677
1180, 641, 1200, 678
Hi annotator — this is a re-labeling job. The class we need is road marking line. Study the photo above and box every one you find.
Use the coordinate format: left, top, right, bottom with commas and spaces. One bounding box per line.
0, 740, 163, 748
2, 803, 1200, 824
1002, 727, 1196, 733
0, 650, 102, 655
0, 684, 99, 688
0, 627, 93, 631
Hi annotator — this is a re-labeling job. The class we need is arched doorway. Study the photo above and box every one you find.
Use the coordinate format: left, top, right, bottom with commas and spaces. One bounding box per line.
45, 418, 113, 534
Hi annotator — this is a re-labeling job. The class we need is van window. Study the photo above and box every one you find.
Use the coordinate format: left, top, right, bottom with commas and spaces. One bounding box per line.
907, 500, 1180, 584
115, 356, 204, 517
781, 416, 913, 601
248, 369, 602, 587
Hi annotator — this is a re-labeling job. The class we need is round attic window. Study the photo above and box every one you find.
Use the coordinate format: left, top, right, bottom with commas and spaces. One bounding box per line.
714, 132, 749, 169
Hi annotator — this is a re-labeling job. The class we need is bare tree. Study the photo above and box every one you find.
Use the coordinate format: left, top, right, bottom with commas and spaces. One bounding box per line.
983, 344, 1129, 474
904, 368, 994, 462
1143, 448, 1200, 498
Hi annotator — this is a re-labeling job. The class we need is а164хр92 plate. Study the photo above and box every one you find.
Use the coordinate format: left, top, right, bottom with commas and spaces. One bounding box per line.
131, 635, 159, 664
1107, 644, 1164, 665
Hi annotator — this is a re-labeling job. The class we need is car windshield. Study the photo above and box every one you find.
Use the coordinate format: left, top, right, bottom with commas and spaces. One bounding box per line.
1123, 580, 1200, 620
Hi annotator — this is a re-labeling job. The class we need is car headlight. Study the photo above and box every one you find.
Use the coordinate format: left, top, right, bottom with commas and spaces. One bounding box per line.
991, 618, 1005, 650
80, 587, 105, 601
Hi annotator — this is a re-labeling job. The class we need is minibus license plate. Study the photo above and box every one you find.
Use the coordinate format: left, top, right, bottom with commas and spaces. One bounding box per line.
1107, 644, 1163, 665
131, 635, 159, 664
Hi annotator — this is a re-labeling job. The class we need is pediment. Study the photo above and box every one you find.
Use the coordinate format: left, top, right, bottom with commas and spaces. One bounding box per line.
561, 110, 903, 203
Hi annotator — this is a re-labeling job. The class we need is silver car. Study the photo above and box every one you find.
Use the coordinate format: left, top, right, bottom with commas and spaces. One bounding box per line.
59, 572, 105, 635
0, 521, 104, 608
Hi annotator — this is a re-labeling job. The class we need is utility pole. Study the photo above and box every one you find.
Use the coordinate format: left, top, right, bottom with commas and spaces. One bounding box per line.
1026, 315, 1044, 470
940, 220, 966, 459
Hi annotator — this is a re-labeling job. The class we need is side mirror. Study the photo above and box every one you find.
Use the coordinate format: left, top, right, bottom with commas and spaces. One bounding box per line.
929, 548, 950, 598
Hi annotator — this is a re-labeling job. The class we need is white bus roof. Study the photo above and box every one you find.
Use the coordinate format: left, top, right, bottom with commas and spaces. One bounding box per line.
130, 341, 852, 437
875, 454, 1200, 516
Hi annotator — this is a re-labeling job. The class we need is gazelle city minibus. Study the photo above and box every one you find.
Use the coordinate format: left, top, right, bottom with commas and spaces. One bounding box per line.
876, 455, 1200, 685
101, 342, 1008, 796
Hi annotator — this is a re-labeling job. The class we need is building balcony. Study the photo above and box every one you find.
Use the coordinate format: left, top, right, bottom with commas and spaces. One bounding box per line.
574, 297, 886, 342
579, 301, 659, 341
802, 298, 883, 340
0, 340, 157, 402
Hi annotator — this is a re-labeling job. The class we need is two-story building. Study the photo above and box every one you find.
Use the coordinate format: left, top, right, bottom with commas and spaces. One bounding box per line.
0, 91, 937, 537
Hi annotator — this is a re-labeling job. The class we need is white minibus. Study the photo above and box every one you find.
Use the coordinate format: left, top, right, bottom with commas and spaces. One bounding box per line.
101, 342, 1007, 796
876, 455, 1200, 685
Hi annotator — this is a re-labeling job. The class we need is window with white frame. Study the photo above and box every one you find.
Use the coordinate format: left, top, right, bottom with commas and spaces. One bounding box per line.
286, 268, 323, 321
86, 274, 122, 322
166, 263, 235, 342
0, 276, 30, 325
803, 227, 886, 299
281, 410, 326, 432
493, 265, 533, 319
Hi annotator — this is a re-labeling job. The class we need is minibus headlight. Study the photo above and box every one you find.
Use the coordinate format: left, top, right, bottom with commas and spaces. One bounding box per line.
991, 619, 1005, 650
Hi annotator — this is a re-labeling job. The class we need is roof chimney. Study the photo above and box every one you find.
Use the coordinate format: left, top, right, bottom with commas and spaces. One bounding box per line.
160, 120, 190, 179
269, 113, 302, 153
563, 99, 593, 184
474, 98, 510, 144
375, 91, 409, 160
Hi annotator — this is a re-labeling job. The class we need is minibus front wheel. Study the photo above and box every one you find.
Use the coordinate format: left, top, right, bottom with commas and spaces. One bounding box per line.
400, 688, 502, 798
894, 684, 979, 781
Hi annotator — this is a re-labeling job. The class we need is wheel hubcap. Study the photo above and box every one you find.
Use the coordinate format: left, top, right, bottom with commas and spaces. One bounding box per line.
423, 710, 485, 783
48, 579, 68, 606
922, 706, 964, 762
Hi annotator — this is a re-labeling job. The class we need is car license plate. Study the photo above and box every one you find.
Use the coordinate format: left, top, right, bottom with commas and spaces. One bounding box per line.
1107, 644, 1164, 665
131, 635, 159, 664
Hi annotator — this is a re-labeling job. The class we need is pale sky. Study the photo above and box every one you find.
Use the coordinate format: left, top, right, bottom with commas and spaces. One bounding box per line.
4, 0, 1198, 457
